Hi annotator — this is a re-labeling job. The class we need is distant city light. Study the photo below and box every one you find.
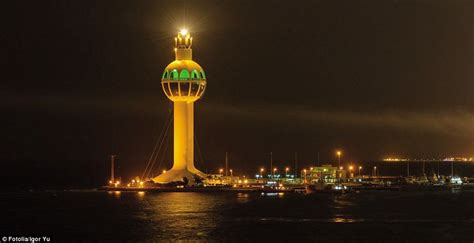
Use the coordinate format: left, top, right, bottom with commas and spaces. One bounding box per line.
384, 157, 474, 162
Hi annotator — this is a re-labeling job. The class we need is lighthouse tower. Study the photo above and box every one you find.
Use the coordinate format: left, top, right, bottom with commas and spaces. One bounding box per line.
152, 29, 207, 184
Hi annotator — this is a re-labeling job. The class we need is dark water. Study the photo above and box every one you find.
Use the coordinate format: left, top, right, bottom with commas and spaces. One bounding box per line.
1, 190, 474, 242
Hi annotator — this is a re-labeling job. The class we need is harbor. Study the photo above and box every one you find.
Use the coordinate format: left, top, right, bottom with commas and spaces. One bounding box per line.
102, 161, 474, 194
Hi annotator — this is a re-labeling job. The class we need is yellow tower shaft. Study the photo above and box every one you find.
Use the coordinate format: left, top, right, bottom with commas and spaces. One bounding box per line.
172, 101, 194, 170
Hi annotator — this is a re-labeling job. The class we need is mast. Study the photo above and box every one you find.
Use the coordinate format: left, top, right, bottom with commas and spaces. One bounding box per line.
294, 152, 298, 178
451, 160, 454, 177
437, 161, 440, 177
225, 152, 228, 177
270, 152, 273, 178
407, 161, 410, 177
110, 155, 116, 182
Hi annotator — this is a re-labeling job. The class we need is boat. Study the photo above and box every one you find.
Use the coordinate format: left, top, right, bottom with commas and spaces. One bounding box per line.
305, 182, 349, 194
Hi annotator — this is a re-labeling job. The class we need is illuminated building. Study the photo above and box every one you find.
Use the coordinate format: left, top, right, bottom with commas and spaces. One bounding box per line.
305, 165, 345, 184
152, 29, 207, 185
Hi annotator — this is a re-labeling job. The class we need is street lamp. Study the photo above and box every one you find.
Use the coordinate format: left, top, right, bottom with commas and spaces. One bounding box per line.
336, 150, 342, 167
338, 166, 343, 181
373, 166, 377, 176
285, 167, 289, 177
260, 168, 264, 178
358, 166, 362, 176
219, 168, 223, 175
230, 169, 233, 177
273, 168, 277, 178
303, 169, 307, 182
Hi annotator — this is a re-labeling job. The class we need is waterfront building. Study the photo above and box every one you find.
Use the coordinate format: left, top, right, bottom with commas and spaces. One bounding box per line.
305, 164, 346, 184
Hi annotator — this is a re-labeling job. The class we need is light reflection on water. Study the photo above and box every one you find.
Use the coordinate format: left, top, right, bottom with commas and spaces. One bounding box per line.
138, 193, 227, 240
3, 190, 471, 241
331, 217, 358, 223
236, 193, 250, 203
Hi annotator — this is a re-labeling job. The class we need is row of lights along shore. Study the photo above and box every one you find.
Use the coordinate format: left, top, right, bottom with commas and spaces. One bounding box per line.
215, 150, 379, 179
112, 149, 382, 187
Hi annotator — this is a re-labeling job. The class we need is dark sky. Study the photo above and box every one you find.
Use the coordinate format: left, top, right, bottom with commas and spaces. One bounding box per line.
2, 0, 473, 181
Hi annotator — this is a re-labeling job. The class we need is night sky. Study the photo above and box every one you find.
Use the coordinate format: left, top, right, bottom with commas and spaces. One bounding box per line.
2, 0, 473, 185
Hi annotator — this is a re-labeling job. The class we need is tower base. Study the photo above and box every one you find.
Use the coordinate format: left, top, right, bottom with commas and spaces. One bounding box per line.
151, 168, 206, 185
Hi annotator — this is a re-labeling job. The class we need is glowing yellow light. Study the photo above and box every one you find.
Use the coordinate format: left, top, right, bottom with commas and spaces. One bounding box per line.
180, 29, 188, 36
132, 179, 135, 183
127, 183, 130, 187
162, 170, 167, 174
339, 166, 343, 170
359, 166, 362, 169
139, 181, 144, 186
273, 168, 277, 172
109, 180, 113, 184
349, 166, 353, 171
260, 168, 264, 172
116, 181, 120, 185
244, 179, 248, 184
285, 167, 289, 171
219, 168, 223, 173
337, 151, 341, 156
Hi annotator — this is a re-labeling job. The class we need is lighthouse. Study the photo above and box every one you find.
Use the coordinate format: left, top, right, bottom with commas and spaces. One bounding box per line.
152, 29, 207, 184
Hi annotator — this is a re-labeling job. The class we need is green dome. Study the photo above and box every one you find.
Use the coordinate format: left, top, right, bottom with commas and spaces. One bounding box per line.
162, 60, 206, 81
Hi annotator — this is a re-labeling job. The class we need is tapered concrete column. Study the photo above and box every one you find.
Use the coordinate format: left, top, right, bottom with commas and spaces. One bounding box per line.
172, 101, 189, 170
186, 102, 194, 170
